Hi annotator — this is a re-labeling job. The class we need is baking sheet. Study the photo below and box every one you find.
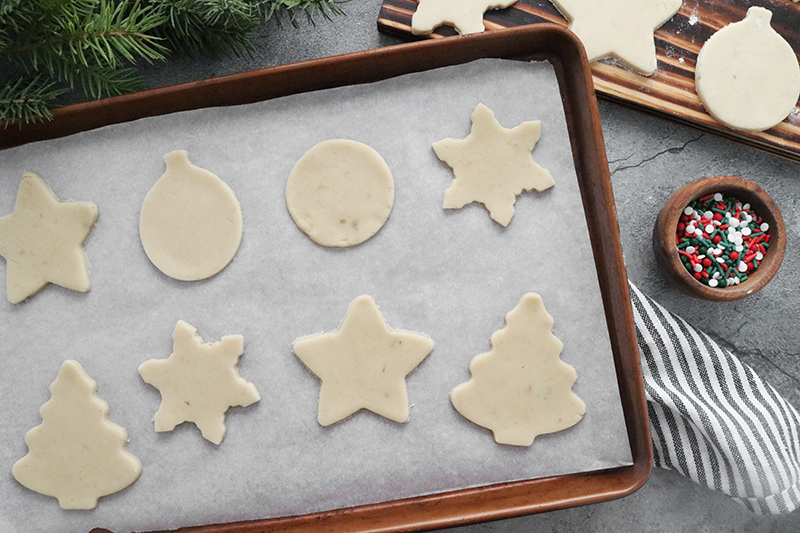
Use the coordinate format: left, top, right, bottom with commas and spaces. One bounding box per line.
377, 0, 800, 161
0, 59, 631, 533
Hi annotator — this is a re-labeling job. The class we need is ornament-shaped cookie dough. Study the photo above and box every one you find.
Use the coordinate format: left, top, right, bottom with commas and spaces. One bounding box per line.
433, 103, 553, 227
139, 150, 243, 281
139, 320, 260, 445
695, 7, 800, 132
0, 172, 97, 303
411, 0, 518, 35
293, 295, 434, 426
12, 360, 142, 509
451, 293, 585, 446
286, 139, 394, 247
548, 0, 682, 75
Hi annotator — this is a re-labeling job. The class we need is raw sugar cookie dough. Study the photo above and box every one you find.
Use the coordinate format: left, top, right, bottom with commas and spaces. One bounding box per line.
293, 295, 434, 426
547, 0, 682, 75
286, 139, 395, 247
451, 293, 585, 446
12, 360, 141, 509
138, 320, 260, 445
695, 7, 800, 132
411, 0, 518, 35
139, 150, 243, 281
433, 103, 553, 227
0, 172, 98, 304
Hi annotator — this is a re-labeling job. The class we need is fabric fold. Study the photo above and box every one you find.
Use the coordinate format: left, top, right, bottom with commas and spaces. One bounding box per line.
629, 281, 800, 514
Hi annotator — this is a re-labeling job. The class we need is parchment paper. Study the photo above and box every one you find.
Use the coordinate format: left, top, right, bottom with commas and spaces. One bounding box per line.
0, 59, 632, 533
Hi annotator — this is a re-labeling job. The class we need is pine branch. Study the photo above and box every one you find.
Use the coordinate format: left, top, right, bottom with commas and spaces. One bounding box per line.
0, 0, 346, 125
0, 76, 67, 125
148, 0, 260, 57
258, 0, 345, 26
7, 0, 168, 73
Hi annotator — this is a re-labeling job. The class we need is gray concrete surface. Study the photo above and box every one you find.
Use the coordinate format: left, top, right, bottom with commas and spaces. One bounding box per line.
136, 1, 800, 530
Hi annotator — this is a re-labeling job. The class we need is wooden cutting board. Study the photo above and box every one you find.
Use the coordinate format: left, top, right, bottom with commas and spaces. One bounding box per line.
377, 0, 800, 162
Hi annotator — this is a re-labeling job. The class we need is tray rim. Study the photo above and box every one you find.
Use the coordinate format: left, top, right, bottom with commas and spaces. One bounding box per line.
1, 25, 652, 533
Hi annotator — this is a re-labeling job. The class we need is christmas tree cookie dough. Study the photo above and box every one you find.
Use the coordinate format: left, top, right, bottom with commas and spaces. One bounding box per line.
411, 0, 517, 35
286, 139, 394, 247
293, 295, 434, 426
139, 150, 243, 281
12, 360, 141, 509
451, 293, 585, 446
0, 172, 98, 304
138, 320, 260, 445
547, 0, 682, 75
695, 7, 800, 132
433, 103, 554, 227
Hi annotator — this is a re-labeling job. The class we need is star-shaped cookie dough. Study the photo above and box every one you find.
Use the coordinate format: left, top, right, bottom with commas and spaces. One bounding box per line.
411, 0, 517, 35
0, 172, 98, 304
433, 103, 554, 227
293, 295, 434, 426
549, 0, 682, 75
138, 320, 260, 445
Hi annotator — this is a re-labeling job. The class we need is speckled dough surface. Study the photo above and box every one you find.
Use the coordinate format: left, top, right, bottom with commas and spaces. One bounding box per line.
285, 139, 395, 247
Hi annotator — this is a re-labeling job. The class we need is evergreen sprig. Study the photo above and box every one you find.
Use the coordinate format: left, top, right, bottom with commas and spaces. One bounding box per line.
0, 0, 344, 126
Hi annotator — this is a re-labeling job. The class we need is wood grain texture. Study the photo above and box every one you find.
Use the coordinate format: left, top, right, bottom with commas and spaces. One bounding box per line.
378, 0, 800, 161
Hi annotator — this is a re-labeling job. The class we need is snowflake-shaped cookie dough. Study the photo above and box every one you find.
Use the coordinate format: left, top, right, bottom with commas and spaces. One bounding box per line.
0, 172, 98, 304
411, 0, 517, 35
139, 320, 260, 445
433, 103, 554, 227
549, 0, 682, 75
293, 295, 434, 426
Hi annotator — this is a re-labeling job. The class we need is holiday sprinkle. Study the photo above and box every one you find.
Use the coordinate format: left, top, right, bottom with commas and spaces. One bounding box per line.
676, 192, 770, 288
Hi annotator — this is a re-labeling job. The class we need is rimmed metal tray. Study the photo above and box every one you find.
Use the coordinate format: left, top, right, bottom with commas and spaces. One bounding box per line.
0, 25, 650, 533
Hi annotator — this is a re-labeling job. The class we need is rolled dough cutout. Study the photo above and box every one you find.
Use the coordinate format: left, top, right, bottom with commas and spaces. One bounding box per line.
139, 150, 243, 281
433, 103, 554, 227
0, 172, 98, 304
548, 0, 682, 75
138, 320, 260, 445
293, 295, 434, 426
12, 360, 142, 509
411, 0, 518, 36
695, 7, 800, 132
286, 140, 395, 247
450, 293, 585, 446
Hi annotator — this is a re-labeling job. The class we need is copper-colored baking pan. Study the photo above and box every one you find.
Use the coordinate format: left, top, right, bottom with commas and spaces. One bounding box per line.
1, 25, 651, 533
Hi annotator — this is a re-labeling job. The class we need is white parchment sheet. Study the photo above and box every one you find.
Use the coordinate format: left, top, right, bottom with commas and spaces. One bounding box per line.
0, 59, 632, 533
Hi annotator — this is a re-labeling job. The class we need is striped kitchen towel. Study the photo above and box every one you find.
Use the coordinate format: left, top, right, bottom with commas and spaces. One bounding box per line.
629, 281, 800, 514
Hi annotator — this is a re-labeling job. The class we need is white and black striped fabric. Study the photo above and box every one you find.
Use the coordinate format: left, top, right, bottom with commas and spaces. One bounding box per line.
629, 281, 800, 514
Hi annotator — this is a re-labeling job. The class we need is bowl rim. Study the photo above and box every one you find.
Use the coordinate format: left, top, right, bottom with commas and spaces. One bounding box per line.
653, 175, 786, 301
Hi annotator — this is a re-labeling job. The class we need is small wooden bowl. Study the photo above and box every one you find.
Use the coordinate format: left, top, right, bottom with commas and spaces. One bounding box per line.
653, 175, 786, 301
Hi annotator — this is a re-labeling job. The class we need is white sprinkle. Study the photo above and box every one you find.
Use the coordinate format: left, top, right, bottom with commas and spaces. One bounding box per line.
704, 211, 713, 219
686, 246, 696, 254
684, 207, 694, 216
736, 245, 744, 252
705, 224, 715, 233
741, 227, 752, 236
694, 263, 703, 272
714, 193, 723, 202
756, 252, 764, 260
743, 203, 750, 210
761, 222, 769, 231
729, 218, 740, 227
738, 261, 748, 272
709, 278, 719, 287
713, 272, 721, 280
717, 256, 725, 263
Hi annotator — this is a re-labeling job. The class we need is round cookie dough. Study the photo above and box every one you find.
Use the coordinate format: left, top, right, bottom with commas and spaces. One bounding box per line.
695, 7, 800, 132
286, 139, 394, 247
140, 150, 243, 281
